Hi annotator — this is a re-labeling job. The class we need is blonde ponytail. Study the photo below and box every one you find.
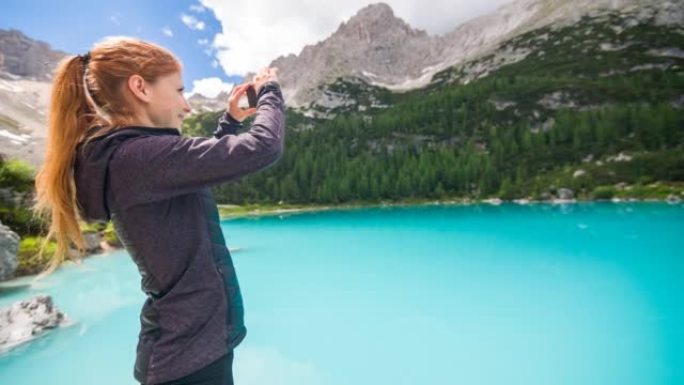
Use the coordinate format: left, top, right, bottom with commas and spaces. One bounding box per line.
31, 37, 182, 279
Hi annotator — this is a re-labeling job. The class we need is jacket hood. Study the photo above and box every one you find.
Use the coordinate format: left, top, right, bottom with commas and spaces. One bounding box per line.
74, 126, 180, 222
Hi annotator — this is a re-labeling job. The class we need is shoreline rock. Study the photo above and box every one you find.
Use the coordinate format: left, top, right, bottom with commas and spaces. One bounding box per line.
513, 198, 531, 205
483, 198, 503, 205
557, 188, 575, 200
666, 194, 682, 204
82, 232, 102, 253
0, 220, 20, 281
218, 195, 684, 219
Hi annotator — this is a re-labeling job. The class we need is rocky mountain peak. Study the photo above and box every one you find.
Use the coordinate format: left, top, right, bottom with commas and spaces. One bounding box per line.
0, 29, 67, 81
355, 2, 395, 20
335, 2, 427, 43
270, 2, 440, 107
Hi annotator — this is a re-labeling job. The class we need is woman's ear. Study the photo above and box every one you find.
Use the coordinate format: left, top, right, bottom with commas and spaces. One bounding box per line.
127, 74, 151, 103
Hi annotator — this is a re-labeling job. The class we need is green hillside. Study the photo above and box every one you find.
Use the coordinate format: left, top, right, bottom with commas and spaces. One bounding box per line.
185, 12, 684, 204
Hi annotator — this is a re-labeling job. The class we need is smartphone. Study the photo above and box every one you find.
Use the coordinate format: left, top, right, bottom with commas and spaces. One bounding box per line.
246, 85, 258, 108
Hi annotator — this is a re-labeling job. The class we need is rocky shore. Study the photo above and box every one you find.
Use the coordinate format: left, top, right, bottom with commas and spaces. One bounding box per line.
217, 190, 683, 219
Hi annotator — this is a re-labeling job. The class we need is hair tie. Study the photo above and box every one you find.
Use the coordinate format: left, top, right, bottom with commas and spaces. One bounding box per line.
78, 51, 91, 65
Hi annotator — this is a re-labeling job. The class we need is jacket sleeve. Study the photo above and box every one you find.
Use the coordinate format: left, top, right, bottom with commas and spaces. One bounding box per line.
109, 81, 285, 208
213, 111, 243, 138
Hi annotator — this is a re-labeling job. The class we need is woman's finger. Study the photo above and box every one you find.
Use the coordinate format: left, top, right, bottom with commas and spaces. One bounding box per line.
233, 83, 248, 96
229, 83, 251, 103
232, 86, 246, 99
234, 82, 250, 92
229, 86, 240, 100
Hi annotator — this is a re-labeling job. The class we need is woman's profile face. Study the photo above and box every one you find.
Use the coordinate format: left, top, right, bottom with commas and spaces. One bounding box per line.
146, 71, 192, 130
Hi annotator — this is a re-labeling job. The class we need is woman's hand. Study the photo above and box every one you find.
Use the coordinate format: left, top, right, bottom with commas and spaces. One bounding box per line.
226, 82, 257, 122
252, 67, 279, 93
225, 67, 279, 122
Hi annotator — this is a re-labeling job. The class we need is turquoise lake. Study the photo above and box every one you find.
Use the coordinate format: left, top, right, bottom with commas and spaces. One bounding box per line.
0, 202, 682, 385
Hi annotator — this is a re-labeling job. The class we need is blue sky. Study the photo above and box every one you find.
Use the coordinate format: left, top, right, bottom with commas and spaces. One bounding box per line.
0, 0, 242, 94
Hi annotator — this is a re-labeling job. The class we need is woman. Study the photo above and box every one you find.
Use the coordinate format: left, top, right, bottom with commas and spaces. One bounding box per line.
32, 36, 285, 385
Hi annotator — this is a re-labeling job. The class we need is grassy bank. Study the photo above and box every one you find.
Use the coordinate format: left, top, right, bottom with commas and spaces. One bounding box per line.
217, 182, 684, 219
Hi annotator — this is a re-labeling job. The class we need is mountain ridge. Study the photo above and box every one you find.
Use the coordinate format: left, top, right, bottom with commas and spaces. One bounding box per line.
269, 0, 682, 108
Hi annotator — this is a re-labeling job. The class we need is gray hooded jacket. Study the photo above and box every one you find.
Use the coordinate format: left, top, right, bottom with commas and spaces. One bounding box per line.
73, 81, 284, 384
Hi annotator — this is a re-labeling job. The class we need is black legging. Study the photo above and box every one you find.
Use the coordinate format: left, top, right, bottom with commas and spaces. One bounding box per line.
154, 351, 234, 385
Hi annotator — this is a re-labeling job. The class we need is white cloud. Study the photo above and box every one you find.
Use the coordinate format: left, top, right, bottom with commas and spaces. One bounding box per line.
162, 26, 173, 37
109, 14, 121, 26
181, 13, 206, 30
185, 77, 235, 98
200, 0, 513, 76
190, 3, 206, 13
198, 38, 213, 56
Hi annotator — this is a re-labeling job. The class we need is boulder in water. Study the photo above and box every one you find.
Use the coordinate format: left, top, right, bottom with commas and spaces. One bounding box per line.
0, 295, 72, 354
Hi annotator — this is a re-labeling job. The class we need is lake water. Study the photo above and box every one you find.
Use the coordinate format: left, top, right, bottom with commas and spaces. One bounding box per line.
1, 202, 682, 385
